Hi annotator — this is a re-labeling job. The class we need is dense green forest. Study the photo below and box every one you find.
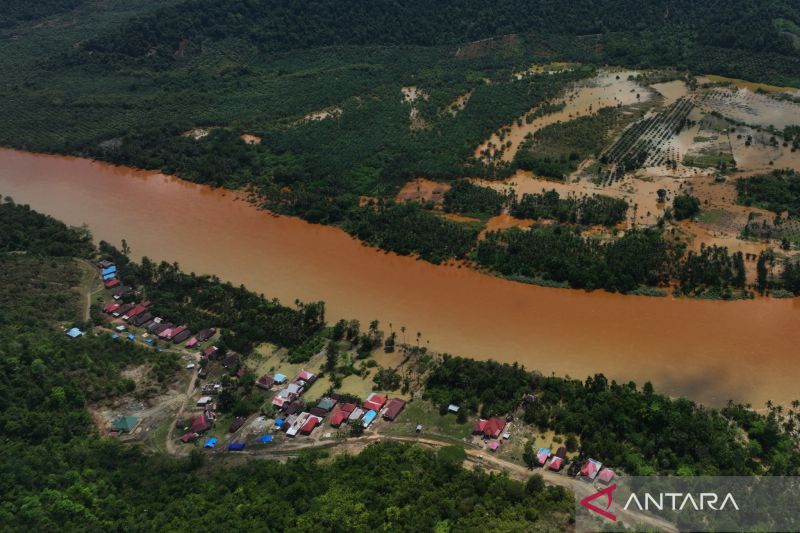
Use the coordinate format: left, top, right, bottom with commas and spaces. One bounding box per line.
475, 226, 674, 293
0, 199, 574, 532
1, 1, 799, 292
510, 191, 629, 226
443, 180, 508, 217
737, 170, 800, 216
425, 356, 800, 476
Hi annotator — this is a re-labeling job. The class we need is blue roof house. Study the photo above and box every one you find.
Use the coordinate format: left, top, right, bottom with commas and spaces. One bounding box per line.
362, 409, 378, 428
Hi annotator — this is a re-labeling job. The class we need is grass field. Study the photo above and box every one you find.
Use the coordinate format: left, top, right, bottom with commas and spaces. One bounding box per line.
380, 400, 473, 441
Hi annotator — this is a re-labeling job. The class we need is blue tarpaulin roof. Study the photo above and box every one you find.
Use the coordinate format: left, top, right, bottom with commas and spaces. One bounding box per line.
362, 409, 377, 427
145, 338, 154, 345
275, 418, 284, 427
259, 435, 273, 443
66, 328, 83, 338
228, 443, 245, 451
101, 265, 116, 276
203, 438, 218, 448
102, 273, 116, 281
274, 373, 287, 383
111, 333, 119, 340
127, 333, 136, 341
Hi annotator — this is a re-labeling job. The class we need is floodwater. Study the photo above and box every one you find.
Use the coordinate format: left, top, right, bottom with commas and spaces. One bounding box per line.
475, 69, 649, 163
2, 148, 800, 407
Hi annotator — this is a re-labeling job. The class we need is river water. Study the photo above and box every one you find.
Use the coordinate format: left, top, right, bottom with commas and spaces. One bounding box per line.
2, 148, 799, 406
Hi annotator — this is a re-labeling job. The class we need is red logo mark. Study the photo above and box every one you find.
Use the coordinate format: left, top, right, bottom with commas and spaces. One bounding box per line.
580, 484, 617, 522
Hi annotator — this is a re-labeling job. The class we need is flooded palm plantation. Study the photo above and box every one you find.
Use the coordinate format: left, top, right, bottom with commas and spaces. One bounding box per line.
2, 148, 800, 407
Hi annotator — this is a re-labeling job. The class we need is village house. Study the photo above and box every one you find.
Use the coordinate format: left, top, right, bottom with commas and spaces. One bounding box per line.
548, 456, 565, 471
362, 409, 378, 428
110, 415, 138, 434
473, 417, 506, 439
172, 328, 192, 344
229, 417, 246, 433
330, 402, 356, 428
363, 392, 386, 412
195, 328, 216, 342
579, 458, 603, 481
203, 345, 219, 359
536, 448, 550, 466
190, 414, 211, 434
382, 398, 406, 421
597, 468, 615, 484
256, 375, 275, 390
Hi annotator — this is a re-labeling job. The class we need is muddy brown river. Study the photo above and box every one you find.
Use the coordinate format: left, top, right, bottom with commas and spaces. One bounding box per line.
2, 148, 799, 406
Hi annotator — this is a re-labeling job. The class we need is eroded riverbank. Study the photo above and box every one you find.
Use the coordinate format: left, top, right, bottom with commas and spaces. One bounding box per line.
2, 147, 799, 406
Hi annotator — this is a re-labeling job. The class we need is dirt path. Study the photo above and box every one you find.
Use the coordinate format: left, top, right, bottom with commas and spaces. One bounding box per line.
75, 259, 99, 321
164, 366, 199, 455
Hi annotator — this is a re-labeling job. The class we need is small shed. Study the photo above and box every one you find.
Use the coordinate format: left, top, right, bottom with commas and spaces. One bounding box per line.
273, 373, 287, 384
203, 437, 218, 448
228, 443, 245, 452
447, 404, 460, 414
66, 327, 83, 338
489, 440, 501, 452
259, 434, 274, 444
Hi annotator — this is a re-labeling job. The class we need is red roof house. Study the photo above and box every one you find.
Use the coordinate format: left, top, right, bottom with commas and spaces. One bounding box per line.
297, 370, 316, 382
256, 375, 275, 390
580, 459, 602, 480
383, 398, 406, 421
339, 402, 357, 414
190, 415, 210, 434
124, 303, 150, 321
597, 468, 615, 484
473, 419, 488, 434
104, 278, 120, 289
103, 303, 121, 314
203, 346, 219, 358
300, 416, 321, 435
482, 417, 506, 439
363, 393, 387, 412
180, 432, 199, 443
548, 456, 565, 471
330, 410, 348, 427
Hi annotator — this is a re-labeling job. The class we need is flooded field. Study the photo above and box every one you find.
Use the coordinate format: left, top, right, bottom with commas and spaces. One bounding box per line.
3, 148, 800, 407
475, 69, 650, 163
698, 86, 800, 130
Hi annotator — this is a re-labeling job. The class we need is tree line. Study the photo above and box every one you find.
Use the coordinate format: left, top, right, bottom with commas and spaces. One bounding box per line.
425, 355, 800, 476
